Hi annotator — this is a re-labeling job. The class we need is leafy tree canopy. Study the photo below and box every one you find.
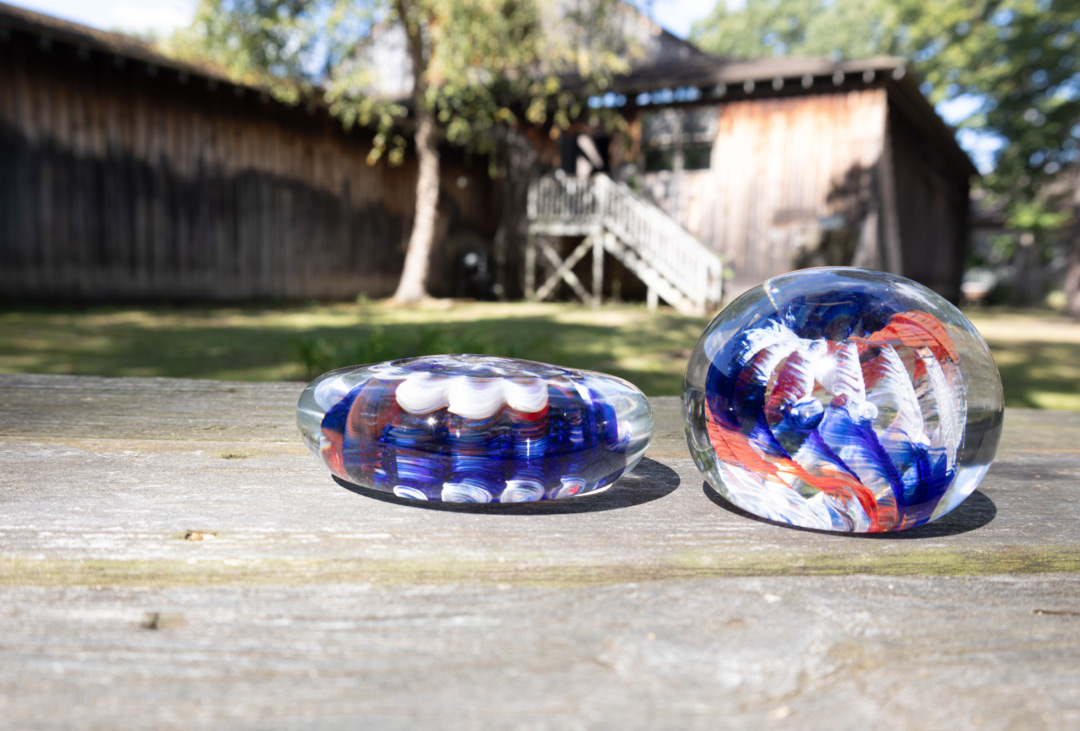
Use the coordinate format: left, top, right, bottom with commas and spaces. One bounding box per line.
164, 0, 635, 166
163, 0, 637, 301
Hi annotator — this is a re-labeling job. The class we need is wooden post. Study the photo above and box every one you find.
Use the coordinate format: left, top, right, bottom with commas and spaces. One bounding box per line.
592, 234, 604, 308
524, 233, 536, 300
852, 204, 881, 270
647, 287, 659, 312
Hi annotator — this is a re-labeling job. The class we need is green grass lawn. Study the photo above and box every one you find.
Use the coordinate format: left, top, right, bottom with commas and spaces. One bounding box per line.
0, 301, 1077, 406
965, 308, 1080, 411
0, 301, 707, 396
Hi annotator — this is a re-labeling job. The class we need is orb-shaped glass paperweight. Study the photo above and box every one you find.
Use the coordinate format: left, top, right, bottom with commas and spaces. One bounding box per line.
298, 355, 654, 503
684, 268, 1003, 532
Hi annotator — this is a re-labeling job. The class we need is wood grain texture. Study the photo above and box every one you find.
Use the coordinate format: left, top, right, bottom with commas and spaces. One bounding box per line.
634, 89, 971, 301
1, 374, 1078, 729
0, 28, 495, 302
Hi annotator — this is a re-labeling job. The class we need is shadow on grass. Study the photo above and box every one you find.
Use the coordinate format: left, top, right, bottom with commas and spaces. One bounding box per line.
9, 303, 1080, 406
0, 307, 704, 395
702, 483, 996, 538
283, 314, 703, 395
989, 340, 1080, 409
332, 457, 680, 514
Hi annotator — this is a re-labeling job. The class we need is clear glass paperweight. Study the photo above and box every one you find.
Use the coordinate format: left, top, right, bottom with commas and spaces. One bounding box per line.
684, 268, 1003, 532
298, 355, 654, 503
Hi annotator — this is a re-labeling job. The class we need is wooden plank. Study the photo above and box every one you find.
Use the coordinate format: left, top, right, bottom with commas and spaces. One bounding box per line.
888, 104, 968, 299
0, 373, 1077, 728
523, 233, 536, 298
879, 114, 904, 275
9, 50, 37, 288
592, 232, 604, 307
685, 89, 898, 295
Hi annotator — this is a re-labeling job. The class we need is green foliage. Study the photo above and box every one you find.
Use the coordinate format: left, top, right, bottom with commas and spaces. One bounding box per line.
164, 0, 634, 164
691, 0, 906, 62
691, 0, 1080, 233
1008, 198, 1073, 233
291, 324, 532, 379
161, 0, 322, 105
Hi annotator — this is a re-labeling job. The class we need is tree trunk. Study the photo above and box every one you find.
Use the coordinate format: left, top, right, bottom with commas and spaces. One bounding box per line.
392, 0, 440, 304
392, 108, 440, 303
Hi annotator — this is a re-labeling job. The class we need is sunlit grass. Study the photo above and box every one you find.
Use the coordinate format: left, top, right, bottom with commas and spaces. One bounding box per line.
0, 301, 708, 395
1, 301, 1077, 404
966, 308, 1080, 411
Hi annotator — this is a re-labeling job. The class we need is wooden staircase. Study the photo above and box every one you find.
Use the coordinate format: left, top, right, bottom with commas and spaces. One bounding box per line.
525, 173, 724, 316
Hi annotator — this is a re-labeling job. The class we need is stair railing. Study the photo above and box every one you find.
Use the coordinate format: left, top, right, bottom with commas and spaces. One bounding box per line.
527, 173, 723, 312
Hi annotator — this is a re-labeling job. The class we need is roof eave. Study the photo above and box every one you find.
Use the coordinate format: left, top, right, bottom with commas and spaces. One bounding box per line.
0, 2, 256, 96
603, 55, 978, 180
885, 70, 980, 179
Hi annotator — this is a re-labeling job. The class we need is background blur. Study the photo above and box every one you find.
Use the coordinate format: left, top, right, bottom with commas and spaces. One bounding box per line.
1, 0, 1078, 405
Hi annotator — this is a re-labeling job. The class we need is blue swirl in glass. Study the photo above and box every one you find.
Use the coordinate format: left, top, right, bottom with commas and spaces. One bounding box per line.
684, 268, 1004, 532
298, 355, 653, 502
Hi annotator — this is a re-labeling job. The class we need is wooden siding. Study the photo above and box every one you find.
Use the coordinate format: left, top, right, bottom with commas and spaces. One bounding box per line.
0, 31, 494, 301
639, 89, 894, 295
632, 87, 974, 300
888, 105, 969, 301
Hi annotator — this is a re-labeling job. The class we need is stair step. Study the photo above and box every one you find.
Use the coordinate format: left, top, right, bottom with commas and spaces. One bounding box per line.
526, 173, 723, 315
601, 233, 702, 315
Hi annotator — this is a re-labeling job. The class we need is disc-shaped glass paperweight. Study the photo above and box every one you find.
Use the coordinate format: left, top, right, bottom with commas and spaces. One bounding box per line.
684, 268, 1003, 532
299, 355, 653, 503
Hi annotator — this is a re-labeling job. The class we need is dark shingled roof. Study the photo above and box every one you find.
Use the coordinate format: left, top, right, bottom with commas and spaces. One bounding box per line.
0, 1, 235, 86
618, 54, 906, 91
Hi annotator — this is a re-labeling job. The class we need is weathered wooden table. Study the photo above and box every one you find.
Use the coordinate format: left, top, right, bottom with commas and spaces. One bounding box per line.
1, 374, 1078, 729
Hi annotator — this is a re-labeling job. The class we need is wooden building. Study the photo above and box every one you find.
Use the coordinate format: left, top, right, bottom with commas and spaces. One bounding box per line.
0, 2, 495, 302
0, 3, 976, 305
529, 54, 978, 303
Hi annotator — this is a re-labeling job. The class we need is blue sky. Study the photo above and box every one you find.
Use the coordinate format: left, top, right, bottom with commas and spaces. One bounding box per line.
8, 0, 197, 36
8, 0, 998, 170
7, 0, 711, 37
6, 0, 724, 43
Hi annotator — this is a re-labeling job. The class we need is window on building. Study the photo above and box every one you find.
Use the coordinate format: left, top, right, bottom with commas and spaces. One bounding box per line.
683, 143, 713, 171
642, 108, 716, 173
644, 147, 675, 172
